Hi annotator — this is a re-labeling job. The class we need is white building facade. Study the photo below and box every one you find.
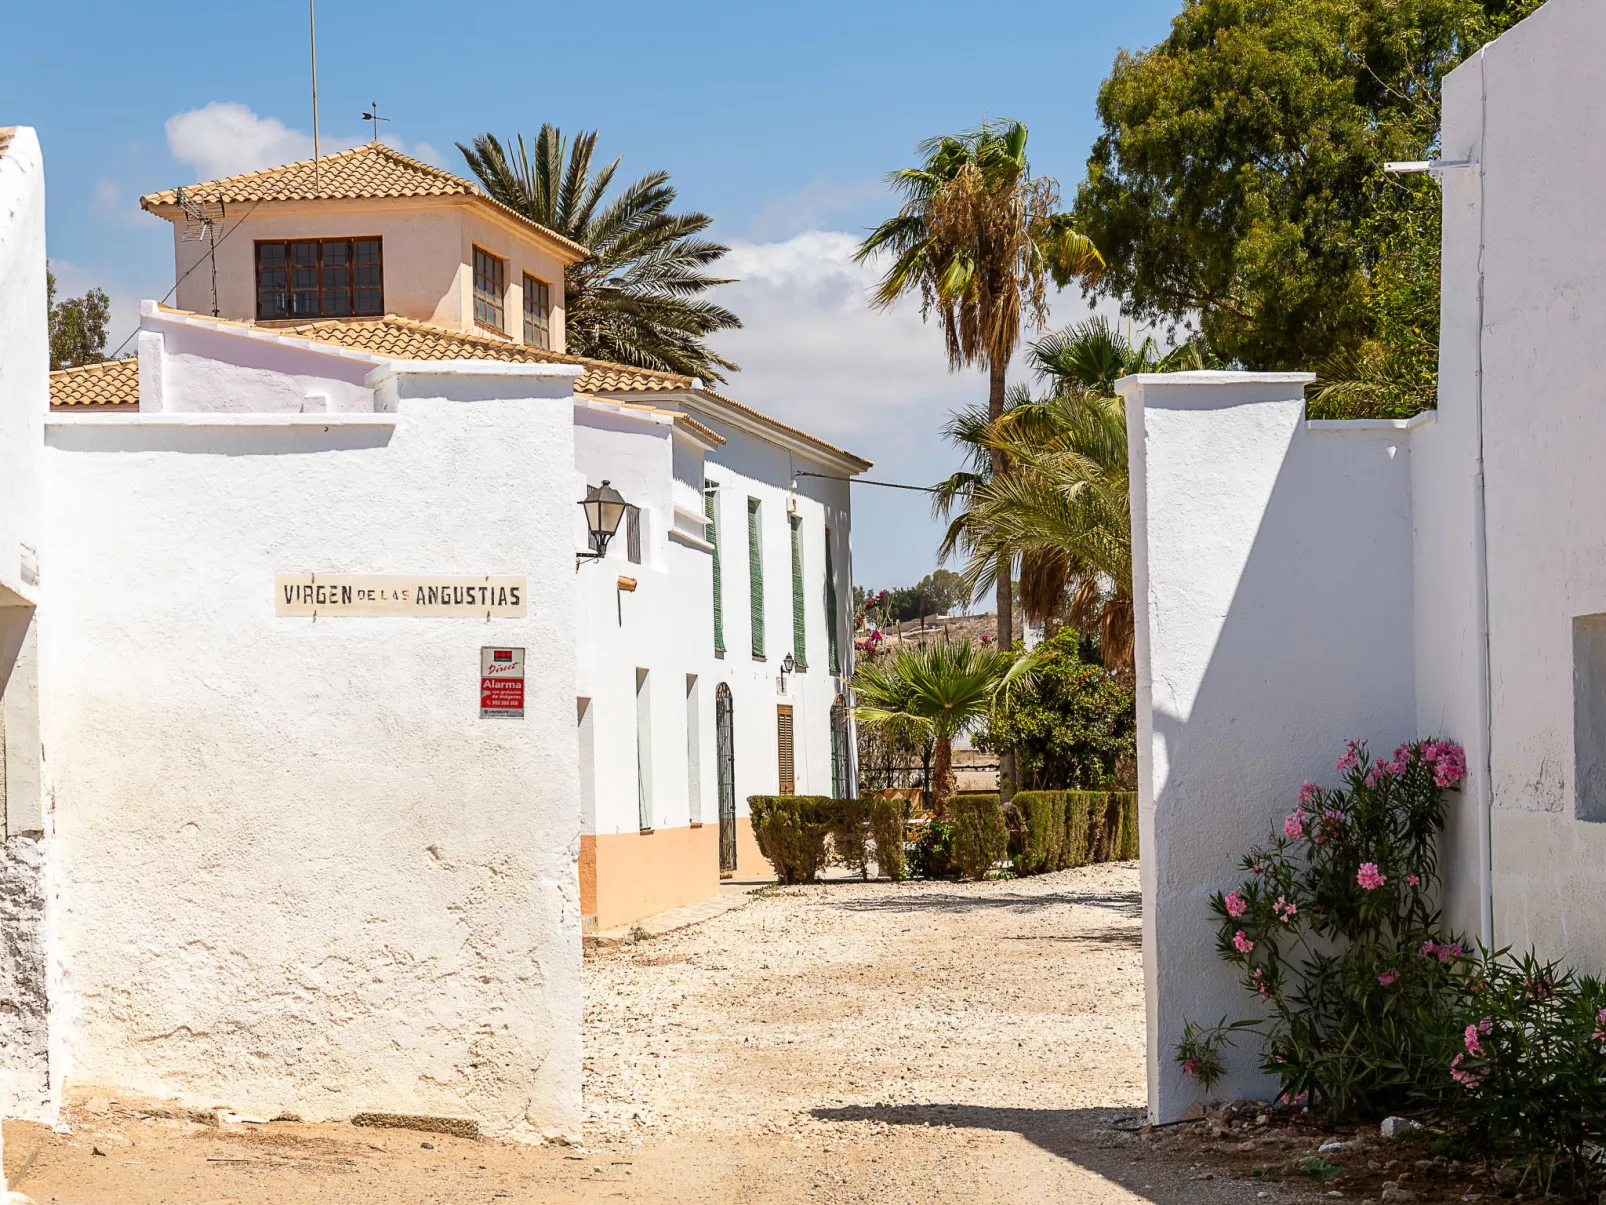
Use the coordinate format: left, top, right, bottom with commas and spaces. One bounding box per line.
1130, 0, 1606, 1122
0, 133, 866, 1131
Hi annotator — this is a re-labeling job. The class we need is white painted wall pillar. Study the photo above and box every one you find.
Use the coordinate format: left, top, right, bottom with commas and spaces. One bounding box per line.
1122, 371, 1420, 1121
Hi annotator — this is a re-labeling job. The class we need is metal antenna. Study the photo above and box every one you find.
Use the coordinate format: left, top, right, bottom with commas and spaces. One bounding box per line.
361, 103, 390, 143
309, 0, 321, 191
176, 187, 227, 317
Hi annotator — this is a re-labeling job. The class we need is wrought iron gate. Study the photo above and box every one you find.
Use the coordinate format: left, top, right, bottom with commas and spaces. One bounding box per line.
716, 683, 737, 873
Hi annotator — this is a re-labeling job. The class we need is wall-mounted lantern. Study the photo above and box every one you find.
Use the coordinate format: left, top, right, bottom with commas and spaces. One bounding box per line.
578, 480, 627, 562
781, 653, 796, 675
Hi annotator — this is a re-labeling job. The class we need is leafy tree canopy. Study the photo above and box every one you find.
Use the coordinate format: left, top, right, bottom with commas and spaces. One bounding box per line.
856, 570, 971, 626
47, 266, 110, 371
975, 626, 1135, 790
1073, 0, 1541, 387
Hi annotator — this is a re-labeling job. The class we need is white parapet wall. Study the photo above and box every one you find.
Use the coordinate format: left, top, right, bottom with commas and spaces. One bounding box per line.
40, 357, 584, 1139
1121, 371, 1421, 1121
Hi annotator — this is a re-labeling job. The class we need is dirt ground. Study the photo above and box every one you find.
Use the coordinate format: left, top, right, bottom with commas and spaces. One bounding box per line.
5, 865, 1356, 1204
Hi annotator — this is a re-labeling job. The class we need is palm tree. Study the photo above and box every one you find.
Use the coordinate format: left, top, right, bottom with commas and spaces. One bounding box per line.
856, 120, 1103, 654
851, 640, 1019, 817
458, 126, 741, 383
935, 319, 1208, 679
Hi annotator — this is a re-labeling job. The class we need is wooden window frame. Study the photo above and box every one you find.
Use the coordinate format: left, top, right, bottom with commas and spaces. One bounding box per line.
522, 273, 552, 349
776, 704, 795, 795
748, 498, 765, 660
472, 245, 506, 333
255, 236, 383, 321
789, 514, 808, 672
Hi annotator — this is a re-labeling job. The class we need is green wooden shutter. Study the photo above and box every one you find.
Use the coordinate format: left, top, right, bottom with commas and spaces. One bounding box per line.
747, 498, 765, 657
824, 528, 840, 675
789, 515, 807, 671
705, 483, 725, 656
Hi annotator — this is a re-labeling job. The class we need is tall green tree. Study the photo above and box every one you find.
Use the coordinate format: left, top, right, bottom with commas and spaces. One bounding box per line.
1073, 0, 1542, 403
857, 119, 1104, 654
459, 126, 741, 382
47, 267, 110, 371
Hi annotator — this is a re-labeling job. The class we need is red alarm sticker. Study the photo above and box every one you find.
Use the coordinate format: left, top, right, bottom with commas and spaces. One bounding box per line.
480, 647, 525, 717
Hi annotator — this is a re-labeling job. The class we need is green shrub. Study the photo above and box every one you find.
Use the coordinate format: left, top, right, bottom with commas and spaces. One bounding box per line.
1010, 792, 1066, 875
748, 795, 833, 883
909, 820, 957, 880
868, 795, 910, 882
828, 798, 872, 879
949, 794, 1007, 881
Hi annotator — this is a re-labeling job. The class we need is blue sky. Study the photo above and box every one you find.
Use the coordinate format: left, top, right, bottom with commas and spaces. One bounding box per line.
2, 0, 1181, 594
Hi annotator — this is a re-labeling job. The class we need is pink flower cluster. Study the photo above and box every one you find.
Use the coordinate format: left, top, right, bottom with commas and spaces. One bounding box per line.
1224, 889, 1248, 919
1273, 896, 1297, 923
1464, 1018, 1491, 1056
1298, 781, 1320, 807
1420, 739, 1467, 789
1421, 939, 1465, 964
1284, 812, 1306, 840
1182, 1057, 1202, 1078
1407, 874, 1421, 887
1356, 862, 1387, 890
1451, 1053, 1488, 1088
1313, 810, 1345, 847
1337, 740, 1364, 773
1233, 930, 1254, 955
1594, 1008, 1606, 1044
1378, 968, 1399, 987
1253, 967, 1270, 998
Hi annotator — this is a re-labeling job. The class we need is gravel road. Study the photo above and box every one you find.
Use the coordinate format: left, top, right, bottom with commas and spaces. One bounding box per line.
4, 863, 1324, 1204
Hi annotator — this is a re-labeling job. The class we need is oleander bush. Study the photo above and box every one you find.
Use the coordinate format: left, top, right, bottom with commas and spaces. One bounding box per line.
909, 818, 957, 880
950, 794, 1008, 880
1176, 736, 1606, 1194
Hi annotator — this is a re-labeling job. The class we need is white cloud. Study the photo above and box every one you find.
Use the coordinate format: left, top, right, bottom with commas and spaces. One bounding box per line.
742, 177, 888, 242
708, 231, 1134, 590
164, 102, 440, 180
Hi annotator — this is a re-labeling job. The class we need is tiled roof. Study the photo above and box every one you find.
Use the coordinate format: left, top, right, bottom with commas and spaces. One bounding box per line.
270, 314, 694, 395
49, 357, 139, 408
139, 142, 589, 262
689, 388, 873, 472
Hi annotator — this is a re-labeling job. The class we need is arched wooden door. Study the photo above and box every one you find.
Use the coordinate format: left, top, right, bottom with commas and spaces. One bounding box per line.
715, 683, 737, 873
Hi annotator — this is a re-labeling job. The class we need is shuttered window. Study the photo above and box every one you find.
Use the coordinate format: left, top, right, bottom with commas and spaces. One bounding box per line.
824, 527, 840, 675
625, 505, 642, 564
789, 515, 807, 671
705, 483, 724, 657
748, 498, 765, 659
776, 704, 795, 795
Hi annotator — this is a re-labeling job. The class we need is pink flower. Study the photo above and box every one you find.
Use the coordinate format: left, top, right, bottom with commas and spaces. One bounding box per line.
1273, 896, 1297, 923
1233, 930, 1254, 955
1594, 1008, 1606, 1043
1463, 1021, 1489, 1057
1422, 740, 1467, 788
1253, 967, 1270, 998
1314, 810, 1345, 847
1450, 1053, 1487, 1088
1366, 760, 1392, 787
1378, 969, 1399, 987
1407, 874, 1421, 887
1337, 740, 1363, 772
1224, 889, 1248, 918
1298, 781, 1320, 807
1182, 1057, 1202, 1078
1357, 862, 1387, 890
1284, 812, 1306, 840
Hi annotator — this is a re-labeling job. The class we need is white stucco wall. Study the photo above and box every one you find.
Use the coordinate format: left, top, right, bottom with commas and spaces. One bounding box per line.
170, 198, 567, 351
0, 125, 51, 1121
1433, 0, 1606, 968
1122, 372, 1420, 1122
0, 126, 44, 609
40, 353, 584, 1139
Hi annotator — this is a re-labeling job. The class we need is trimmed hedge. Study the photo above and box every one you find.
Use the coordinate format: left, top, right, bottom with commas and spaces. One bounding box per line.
748, 795, 835, 883
748, 795, 912, 883
1010, 790, 1139, 875
949, 794, 1007, 880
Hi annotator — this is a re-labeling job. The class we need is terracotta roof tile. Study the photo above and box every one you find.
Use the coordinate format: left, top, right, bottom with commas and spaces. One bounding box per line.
139, 142, 589, 262
49, 357, 139, 409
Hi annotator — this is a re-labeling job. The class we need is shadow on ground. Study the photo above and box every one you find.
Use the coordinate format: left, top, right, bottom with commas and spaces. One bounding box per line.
825, 890, 1142, 919
1001, 930, 1143, 948
811, 1104, 1292, 1205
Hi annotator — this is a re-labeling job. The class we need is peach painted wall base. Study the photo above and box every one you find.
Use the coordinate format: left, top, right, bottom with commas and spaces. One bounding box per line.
580, 825, 721, 932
